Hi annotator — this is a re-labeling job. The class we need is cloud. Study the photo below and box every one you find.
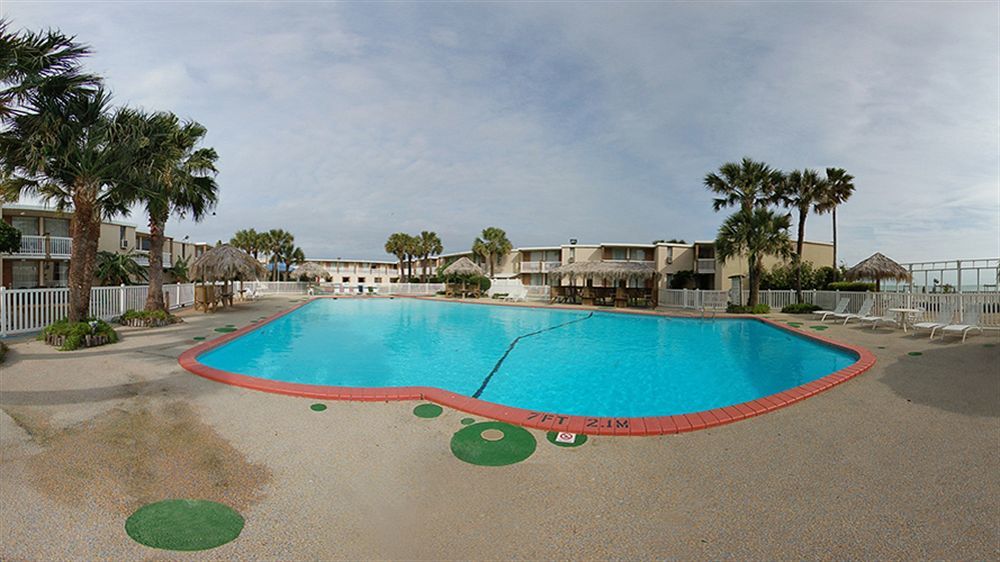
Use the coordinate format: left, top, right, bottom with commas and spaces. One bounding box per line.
3, 1, 997, 265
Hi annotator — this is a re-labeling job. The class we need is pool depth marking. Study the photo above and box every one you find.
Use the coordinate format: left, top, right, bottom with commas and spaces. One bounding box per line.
472, 311, 594, 399
179, 297, 877, 436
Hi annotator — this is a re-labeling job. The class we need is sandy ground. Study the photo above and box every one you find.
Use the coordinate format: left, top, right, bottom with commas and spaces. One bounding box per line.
1, 296, 997, 560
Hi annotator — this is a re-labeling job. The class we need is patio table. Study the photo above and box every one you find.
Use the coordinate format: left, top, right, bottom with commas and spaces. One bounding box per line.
888, 307, 923, 332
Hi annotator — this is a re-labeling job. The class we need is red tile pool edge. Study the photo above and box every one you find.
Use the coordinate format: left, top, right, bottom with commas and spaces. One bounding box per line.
178, 296, 877, 436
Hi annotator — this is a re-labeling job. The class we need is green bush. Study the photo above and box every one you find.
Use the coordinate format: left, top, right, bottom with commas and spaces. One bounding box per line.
118, 309, 177, 323
826, 281, 875, 292
0, 221, 21, 254
727, 304, 771, 314
38, 318, 119, 351
760, 262, 838, 291
781, 303, 822, 314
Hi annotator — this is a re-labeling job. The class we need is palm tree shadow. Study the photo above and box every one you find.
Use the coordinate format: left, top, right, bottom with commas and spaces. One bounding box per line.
878, 342, 999, 418
0, 373, 211, 406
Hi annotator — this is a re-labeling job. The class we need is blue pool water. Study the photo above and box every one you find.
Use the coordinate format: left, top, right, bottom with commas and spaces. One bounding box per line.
198, 299, 857, 417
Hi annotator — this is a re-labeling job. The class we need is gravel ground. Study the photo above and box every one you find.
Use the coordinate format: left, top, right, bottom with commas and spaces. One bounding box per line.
1, 296, 997, 560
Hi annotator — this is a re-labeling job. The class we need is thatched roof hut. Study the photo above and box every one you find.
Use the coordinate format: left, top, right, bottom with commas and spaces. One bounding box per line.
293, 261, 328, 280
549, 261, 659, 284
190, 244, 266, 282
846, 252, 911, 290
443, 256, 484, 277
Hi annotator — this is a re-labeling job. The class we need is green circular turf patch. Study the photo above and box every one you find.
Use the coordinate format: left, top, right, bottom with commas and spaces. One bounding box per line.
460, 418, 476, 425
125, 499, 243, 551
413, 403, 443, 418
546, 431, 588, 448
908, 351, 923, 356
809, 325, 828, 331
192, 336, 206, 341
213, 327, 237, 333
877, 346, 886, 349
310, 403, 327, 412
451, 421, 536, 466
984, 344, 996, 348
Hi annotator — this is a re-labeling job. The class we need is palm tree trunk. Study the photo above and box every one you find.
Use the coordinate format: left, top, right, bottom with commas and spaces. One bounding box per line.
748, 254, 761, 307
795, 209, 806, 303
144, 215, 168, 312
421, 253, 429, 283
832, 207, 838, 280
67, 190, 102, 323
398, 257, 404, 281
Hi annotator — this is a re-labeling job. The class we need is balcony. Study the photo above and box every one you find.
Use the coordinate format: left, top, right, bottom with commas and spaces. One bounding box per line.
2, 235, 73, 258
520, 261, 562, 273
696, 258, 716, 274
131, 251, 172, 268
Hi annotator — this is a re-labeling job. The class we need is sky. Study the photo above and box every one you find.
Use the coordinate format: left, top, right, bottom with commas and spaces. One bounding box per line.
2, 1, 998, 266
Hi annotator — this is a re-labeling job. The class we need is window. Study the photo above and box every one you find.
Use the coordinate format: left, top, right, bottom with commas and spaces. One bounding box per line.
374, 277, 382, 283
342, 277, 350, 283
119, 225, 128, 248
358, 277, 366, 283
52, 262, 69, 287
612, 248, 626, 260
12, 217, 39, 236
632, 248, 646, 261
666, 246, 674, 262
12, 261, 38, 288
44, 218, 70, 237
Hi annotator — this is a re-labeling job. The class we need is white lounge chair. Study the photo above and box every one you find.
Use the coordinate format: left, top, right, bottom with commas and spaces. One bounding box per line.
813, 298, 850, 322
940, 306, 984, 342
859, 306, 901, 331
835, 296, 874, 325
503, 287, 528, 302
912, 305, 955, 339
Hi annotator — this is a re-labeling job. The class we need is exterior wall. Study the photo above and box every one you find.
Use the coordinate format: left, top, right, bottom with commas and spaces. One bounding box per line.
715, 241, 835, 291
1, 204, 210, 288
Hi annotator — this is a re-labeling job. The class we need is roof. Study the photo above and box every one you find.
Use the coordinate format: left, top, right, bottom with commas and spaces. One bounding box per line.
549, 260, 659, 282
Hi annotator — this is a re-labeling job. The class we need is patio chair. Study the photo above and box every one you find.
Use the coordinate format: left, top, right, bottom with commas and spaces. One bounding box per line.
912, 305, 955, 339
940, 305, 984, 342
835, 296, 874, 325
504, 287, 527, 302
813, 297, 850, 322
858, 306, 900, 331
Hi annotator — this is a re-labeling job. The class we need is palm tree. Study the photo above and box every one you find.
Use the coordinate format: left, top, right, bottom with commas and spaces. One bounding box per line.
231, 228, 264, 259
776, 169, 827, 303
472, 227, 512, 278
0, 25, 134, 321
817, 168, 856, 278
263, 229, 294, 281
282, 246, 305, 281
384, 232, 410, 281
715, 209, 793, 307
704, 157, 785, 213
0, 86, 137, 322
168, 255, 190, 283
95, 250, 147, 286
416, 231, 443, 282
120, 110, 218, 312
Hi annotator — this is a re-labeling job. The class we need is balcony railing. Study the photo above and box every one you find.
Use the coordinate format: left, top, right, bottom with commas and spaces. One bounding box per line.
697, 258, 716, 273
3, 235, 73, 258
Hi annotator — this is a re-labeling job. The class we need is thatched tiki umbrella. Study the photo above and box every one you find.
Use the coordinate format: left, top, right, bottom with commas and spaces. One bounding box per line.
442, 257, 484, 297
293, 261, 328, 282
845, 252, 911, 291
190, 244, 266, 310
549, 261, 659, 307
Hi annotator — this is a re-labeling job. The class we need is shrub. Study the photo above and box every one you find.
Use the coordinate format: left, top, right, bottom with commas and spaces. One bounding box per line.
491, 293, 508, 300
0, 221, 21, 254
727, 304, 771, 314
760, 262, 838, 291
826, 281, 875, 292
118, 309, 179, 327
38, 318, 119, 351
781, 303, 822, 314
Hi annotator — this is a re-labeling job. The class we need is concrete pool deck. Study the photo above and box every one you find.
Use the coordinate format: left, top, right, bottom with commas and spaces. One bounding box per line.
1, 296, 997, 559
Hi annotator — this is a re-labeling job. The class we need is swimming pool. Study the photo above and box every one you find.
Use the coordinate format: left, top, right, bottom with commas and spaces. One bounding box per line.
181, 298, 875, 435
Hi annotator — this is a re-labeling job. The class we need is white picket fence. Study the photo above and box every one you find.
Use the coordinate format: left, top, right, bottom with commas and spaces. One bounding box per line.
0, 283, 197, 336
658, 288, 1000, 327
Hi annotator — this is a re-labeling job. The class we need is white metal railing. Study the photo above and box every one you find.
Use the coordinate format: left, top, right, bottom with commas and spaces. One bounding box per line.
4, 235, 74, 257
50, 236, 72, 257
133, 254, 149, 266
658, 288, 1000, 327
520, 261, 561, 273
0, 283, 196, 336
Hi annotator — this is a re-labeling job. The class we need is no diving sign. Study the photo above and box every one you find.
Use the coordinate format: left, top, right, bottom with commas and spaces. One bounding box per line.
555, 432, 577, 444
